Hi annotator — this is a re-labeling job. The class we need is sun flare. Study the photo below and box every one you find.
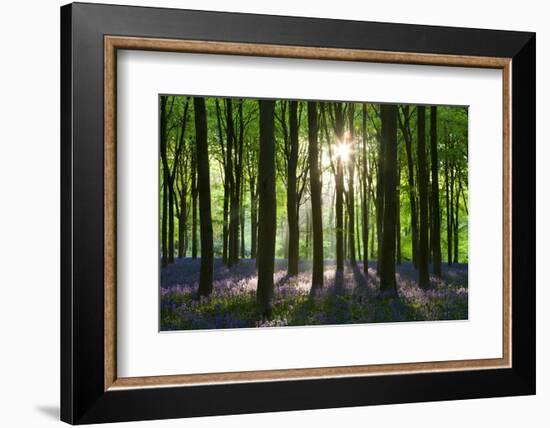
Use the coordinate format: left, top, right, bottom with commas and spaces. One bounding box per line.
334, 142, 351, 163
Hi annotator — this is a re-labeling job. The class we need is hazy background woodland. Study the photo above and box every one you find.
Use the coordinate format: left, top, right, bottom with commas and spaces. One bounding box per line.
159, 96, 468, 330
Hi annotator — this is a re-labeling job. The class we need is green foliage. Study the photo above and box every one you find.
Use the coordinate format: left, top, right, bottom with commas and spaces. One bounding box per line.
160, 96, 469, 263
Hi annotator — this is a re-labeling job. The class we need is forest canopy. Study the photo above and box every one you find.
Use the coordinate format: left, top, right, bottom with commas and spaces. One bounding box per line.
160, 95, 468, 330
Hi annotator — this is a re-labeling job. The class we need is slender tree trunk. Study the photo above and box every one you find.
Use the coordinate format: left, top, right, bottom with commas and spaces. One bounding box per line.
250, 184, 257, 259
308, 101, 324, 291
379, 104, 398, 294
396, 165, 402, 265
161, 179, 168, 267
344, 209, 348, 261
160, 97, 170, 268
178, 188, 186, 257
216, 100, 230, 265
287, 101, 300, 275
193, 97, 213, 296
222, 183, 229, 263
191, 150, 198, 259
256, 100, 277, 318
454, 176, 461, 264
449, 158, 455, 265
356, 194, 362, 263
361, 104, 370, 274
335, 103, 345, 272
227, 99, 239, 266
376, 111, 385, 274
417, 106, 430, 289
370, 220, 375, 259
330, 189, 336, 260
400, 107, 419, 268
347, 103, 357, 266
240, 182, 245, 258
430, 106, 442, 275
183, 196, 189, 257
167, 99, 190, 263
168, 183, 175, 263
232, 100, 244, 262
444, 136, 452, 265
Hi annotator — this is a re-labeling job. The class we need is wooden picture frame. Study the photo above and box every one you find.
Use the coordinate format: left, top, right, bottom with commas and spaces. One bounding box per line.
61, 2, 535, 424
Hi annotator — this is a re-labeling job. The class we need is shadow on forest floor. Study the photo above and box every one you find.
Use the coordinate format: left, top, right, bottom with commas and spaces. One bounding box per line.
160, 258, 468, 330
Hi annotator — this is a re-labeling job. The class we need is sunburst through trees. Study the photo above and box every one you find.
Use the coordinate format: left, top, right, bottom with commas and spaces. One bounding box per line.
160, 96, 469, 330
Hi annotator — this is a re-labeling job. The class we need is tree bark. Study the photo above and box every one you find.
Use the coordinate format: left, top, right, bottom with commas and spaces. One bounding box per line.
376, 108, 385, 274
361, 104, 370, 274
430, 106, 442, 276
227, 99, 239, 266
287, 101, 300, 275
347, 103, 357, 266
191, 148, 198, 259
399, 106, 419, 269
160, 97, 171, 268
454, 172, 461, 263
244, 120, 258, 260
379, 104, 398, 294
168, 180, 175, 263
178, 191, 187, 258
396, 164, 402, 265
334, 103, 345, 272
215, 99, 230, 265
417, 106, 430, 289
308, 101, 324, 291
444, 134, 452, 265
193, 97, 213, 296
356, 192, 361, 263
161, 179, 168, 267
256, 100, 277, 318
250, 179, 257, 259
240, 180, 245, 258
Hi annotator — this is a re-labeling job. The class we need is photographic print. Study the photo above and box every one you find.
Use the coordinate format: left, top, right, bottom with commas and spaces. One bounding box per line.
160, 96, 468, 331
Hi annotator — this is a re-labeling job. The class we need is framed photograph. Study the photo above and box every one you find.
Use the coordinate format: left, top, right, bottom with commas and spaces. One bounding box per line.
61, 2, 535, 424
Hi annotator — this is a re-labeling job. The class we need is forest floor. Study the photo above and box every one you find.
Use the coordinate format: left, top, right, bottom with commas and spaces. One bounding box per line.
160, 258, 468, 330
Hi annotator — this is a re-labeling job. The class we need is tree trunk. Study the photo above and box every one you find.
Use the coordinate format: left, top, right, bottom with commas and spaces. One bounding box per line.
343, 209, 348, 261
444, 136, 452, 265
256, 100, 277, 318
334, 103, 345, 272
222, 180, 229, 263
376, 108, 385, 274
234, 100, 245, 261
168, 182, 175, 263
167, 99, 190, 263
449, 156, 455, 265
430, 106, 442, 276
454, 175, 461, 264
370, 220, 375, 259
191, 149, 198, 259
250, 183, 257, 259
178, 187, 187, 258
240, 181, 245, 258
193, 97, 213, 296
361, 104, 370, 274
347, 103, 357, 267
216, 100, 230, 266
379, 104, 398, 294
308, 101, 324, 291
400, 106, 419, 269
417, 106, 430, 289
227, 99, 239, 266
396, 165, 402, 265
356, 193, 362, 263
287, 101, 300, 275
160, 97, 170, 268
161, 179, 168, 267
